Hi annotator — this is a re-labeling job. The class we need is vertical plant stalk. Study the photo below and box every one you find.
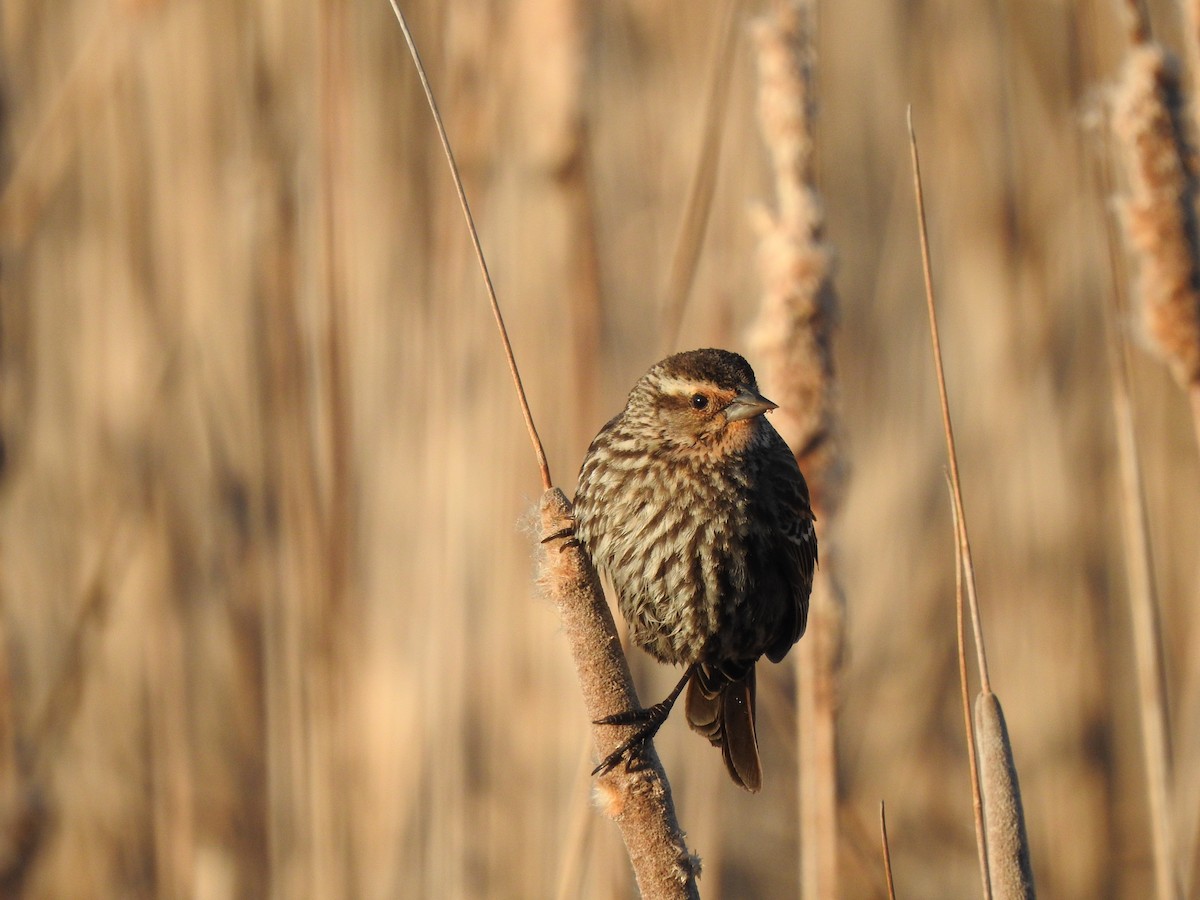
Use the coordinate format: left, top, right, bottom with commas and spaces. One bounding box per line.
0, 531, 127, 893
1111, 13, 1200, 455
387, 0, 552, 491
748, 0, 841, 504
314, 0, 354, 894
659, 0, 738, 353
141, 511, 197, 900
909, 112, 1035, 899
748, 3, 844, 896
950, 482, 992, 900
880, 801, 897, 900
539, 491, 698, 899
908, 113, 992, 696
390, 6, 696, 895
1097, 136, 1181, 900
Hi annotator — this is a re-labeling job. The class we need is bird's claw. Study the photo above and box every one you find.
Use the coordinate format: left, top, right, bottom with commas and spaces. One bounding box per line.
591, 703, 670, 777
593, 702, 666, 728
591, 729, 653, 777
539, 525, 577, 548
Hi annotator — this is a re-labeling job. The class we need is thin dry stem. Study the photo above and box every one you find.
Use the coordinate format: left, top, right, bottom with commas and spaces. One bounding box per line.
907, 109, 992, 695
950, 479, 991, 900
748, 0, 842, 508
555, 735, 599, 900
0, 606, 43, 895
880, 801, 897, 900
538, 490, 698, 900
749, 5, 843, 897
390, 7, 697, 893
388, 0, 553, 490
1097, 133, 1181, 900
975, 691, 1035, 899
911, 111, 1033, 897
1192, 384, 1200, 454
1184, 0, 1200, 133
313, 2, 355, 893
659, 0, 738, 354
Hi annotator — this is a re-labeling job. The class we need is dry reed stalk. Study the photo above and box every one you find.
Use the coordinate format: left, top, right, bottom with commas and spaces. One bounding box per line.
1096, 135, 1181, 900
748, 0, 840, 502
309, 1, 356, 894
539, 490, 698, 899
1186, 0, 1200, 120
5, 513, 137, 892
659, 0, 738, 353
1110, 17, 1200, 453
389, 6, 697, 894
879, 801, 897, 900
555, 735, 599, 900
386, 0, 552, 492
0, 17, 120, 246
141, 518, 197, 900
0, 602, 43, 896
908, 113, 992, 698
909, 112, 1035, 898
950, 482, 991, 900
747, 4, 843, 896
259, 240, 334, 899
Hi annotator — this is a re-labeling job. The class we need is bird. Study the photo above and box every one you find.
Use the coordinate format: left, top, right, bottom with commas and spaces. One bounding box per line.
573, 348, 816, 791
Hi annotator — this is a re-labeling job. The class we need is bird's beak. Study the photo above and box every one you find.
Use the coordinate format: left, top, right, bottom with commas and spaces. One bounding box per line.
723, 389, 778, 422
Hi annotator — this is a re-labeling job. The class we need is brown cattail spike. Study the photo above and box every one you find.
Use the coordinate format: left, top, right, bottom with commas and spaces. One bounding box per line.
1112, 42, 1200, 389
975, 691, 1036, 900
537, 489, 699, 900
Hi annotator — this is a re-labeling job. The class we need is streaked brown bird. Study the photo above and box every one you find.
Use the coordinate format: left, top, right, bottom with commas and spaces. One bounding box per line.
573, 348, 816, 791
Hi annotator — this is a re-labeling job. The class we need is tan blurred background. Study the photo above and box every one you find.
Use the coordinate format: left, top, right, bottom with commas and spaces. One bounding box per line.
2, 0, 1199, 897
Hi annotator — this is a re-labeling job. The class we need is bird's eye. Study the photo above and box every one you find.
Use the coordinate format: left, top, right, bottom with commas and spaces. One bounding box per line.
690, 393, 709, 410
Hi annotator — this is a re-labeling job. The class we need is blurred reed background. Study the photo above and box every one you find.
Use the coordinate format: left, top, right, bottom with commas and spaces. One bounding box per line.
1, 0, 1199, 897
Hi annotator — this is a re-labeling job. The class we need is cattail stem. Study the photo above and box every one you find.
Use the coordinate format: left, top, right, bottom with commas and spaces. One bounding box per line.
880, 801, 897, 900
538, 490, 698, 900
659, 0, 738, 354
388, 0, 553, 490
1096, 130, 1181, 900
910, 110, 1034, 897
749, 4, 843, 896
907, 109, 992, 694
1191, 385, 1200, 455
950, 480, 992, 900
388, 7, 695, 895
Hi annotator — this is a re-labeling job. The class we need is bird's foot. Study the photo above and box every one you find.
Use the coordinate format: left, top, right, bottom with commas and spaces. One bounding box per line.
590, 711, 666, 777
539, 524, 579, 550
593, 697, 675, 728
590, 669, 693, 777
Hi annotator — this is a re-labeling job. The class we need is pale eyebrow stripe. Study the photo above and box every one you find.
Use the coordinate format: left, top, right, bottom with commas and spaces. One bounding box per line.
656, 376, 700, 395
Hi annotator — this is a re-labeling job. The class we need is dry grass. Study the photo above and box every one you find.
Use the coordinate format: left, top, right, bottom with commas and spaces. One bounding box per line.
2, 1, 1199, 898
748, 2, 843, 896
880, 801, 897, 900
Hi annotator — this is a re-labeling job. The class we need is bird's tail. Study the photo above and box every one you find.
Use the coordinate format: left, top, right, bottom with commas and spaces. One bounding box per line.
685, 662, 761, 792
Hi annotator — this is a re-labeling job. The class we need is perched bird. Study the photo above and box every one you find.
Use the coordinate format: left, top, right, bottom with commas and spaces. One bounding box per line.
573, 348, 816, 791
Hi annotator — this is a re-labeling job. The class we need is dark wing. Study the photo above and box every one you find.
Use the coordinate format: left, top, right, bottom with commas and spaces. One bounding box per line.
757, 427, 817, 663
685, 662, 762, 792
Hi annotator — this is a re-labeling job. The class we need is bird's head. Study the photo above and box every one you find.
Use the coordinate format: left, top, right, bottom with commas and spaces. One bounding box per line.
625, 349, 777, 457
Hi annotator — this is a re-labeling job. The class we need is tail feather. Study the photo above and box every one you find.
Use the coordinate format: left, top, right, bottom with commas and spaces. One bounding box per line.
685, 664, 762, 792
